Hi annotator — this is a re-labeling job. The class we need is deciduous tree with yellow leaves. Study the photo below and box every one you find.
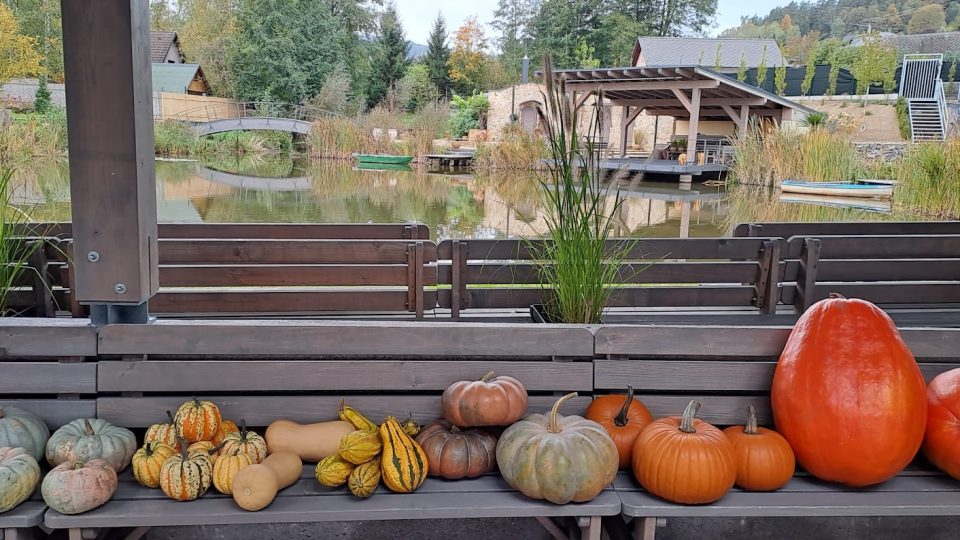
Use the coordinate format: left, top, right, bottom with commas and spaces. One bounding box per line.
447, 17, 487, 95
0, 3, 42, 85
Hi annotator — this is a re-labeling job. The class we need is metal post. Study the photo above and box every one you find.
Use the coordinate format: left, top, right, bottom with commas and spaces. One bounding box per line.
521, 55, 530, 84
61, 0, 158, 324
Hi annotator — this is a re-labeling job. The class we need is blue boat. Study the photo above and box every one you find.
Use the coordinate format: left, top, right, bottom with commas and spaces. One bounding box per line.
781, 180, 894, 199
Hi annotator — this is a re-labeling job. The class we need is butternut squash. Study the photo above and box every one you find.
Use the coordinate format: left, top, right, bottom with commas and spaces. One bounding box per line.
264, 419, 355, 463
232, 451, 302, 512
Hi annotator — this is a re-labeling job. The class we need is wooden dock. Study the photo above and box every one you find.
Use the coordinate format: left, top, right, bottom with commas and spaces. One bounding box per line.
426, 152, 474, 168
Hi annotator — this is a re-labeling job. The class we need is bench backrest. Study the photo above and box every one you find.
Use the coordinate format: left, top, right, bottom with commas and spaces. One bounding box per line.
94, 321, 595, 429
782, 234, 960, 311
4, 237, 71, 317
594, 324, 960, 426
734, 221, 960, 238
437, 237, 785, 317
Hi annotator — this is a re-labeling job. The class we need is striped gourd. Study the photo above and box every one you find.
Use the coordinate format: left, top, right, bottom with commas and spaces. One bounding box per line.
379, 417, 428, 493
315, 455, 355, 487
212, 450, 252, 495
338, 430, 382, 465
145, 412, 181, 451
348, 457, 380, 498
187, 440, 218, 458
132, 442, 177, 489
173, 399, 222, 443
159, 440, 213, 502
220, 420, 267, 464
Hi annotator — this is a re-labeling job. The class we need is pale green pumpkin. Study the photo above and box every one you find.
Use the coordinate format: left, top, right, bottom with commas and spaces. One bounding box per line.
496, 393, 619, 504
0, 406, 50, 462
46, 419, 137, 472
0, 447, 41, 513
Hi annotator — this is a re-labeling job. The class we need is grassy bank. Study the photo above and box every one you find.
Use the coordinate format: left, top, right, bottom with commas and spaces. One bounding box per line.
306, 106, 448, 161
895, 140, 960, 219
472, 126, 546, 171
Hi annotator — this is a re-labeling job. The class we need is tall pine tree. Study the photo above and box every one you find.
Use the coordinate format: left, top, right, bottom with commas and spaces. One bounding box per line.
424, 14, 451, 98
492, 0, 536, 80
367, 4, 409, 108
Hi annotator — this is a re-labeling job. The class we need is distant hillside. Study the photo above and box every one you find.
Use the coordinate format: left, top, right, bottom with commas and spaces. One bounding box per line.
407, 41, 428, 60
724, 0, 960, 38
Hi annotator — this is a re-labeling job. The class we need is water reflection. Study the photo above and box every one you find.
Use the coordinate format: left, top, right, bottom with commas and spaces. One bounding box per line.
8, 157, 927, 240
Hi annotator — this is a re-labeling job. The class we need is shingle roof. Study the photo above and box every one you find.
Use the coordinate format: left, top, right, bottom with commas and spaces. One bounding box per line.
152, 63, 204, 93
151, 31, 179, 63
879, 32, 960, 55
634, 38, 785, 68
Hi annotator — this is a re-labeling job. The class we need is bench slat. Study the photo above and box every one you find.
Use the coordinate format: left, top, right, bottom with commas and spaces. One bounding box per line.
98, 321, 596, 357
160, 264, 436, 288
456, 286, 757, 310
614, 472, 955, 493
15, 223, 431, 240
150, 290, 433, 314
785, 235, 960, 259
97, 360, 593, 392
96, 395, 593, 428
0, 400, 96, 429
0, 501, 45, 529
0, 319, 97, 357
0, 362, 97, 394
438, 261, 761, 285
438, 238, 774, 260
735, 221, 960, 238
802, 283, 960, 306
783, 259, 960, 282
159, 240, 436, 265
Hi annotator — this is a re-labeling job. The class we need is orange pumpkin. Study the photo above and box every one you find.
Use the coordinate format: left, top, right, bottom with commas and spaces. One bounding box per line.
723, 406, 795, 491
771, 295, 927, 487
631, 400, 736, 505
585, 385, 653, 469
923, 369, 960, 479
211, 420, 239, 446
441, 371, 528, 427
173, 398, 222, 443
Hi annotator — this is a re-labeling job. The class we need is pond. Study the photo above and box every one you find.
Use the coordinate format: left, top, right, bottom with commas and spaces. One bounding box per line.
6, 157, 933, 239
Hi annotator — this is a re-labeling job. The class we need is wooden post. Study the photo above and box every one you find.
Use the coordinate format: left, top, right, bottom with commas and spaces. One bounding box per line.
686, 88, 701, 161
61, 0, 158, 323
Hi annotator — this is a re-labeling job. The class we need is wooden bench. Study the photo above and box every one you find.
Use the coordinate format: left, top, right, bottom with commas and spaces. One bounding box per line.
4, 237, 72, 318
593, 324, 960, 539
782, 234, 960, 313
733, 221, 960, 238
44, 320, 618, 540
0, 319, 98, 540
437, 238, 785, 319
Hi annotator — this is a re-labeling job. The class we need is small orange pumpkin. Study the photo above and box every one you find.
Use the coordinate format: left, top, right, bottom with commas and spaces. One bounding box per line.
132, 442, 177, 489
923, 369, 960, 479
159, 437, 213, 502
211, 419, 240, 446
632, 400, 736, 505
213, 449, 253, 495
220, 420, 267, 464
173, 398, 222, 443
441, 371, 528, 427
585, 385, 653, 469
723, 406, 795, 491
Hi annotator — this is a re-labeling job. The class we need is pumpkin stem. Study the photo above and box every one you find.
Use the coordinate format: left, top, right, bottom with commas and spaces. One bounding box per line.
240, 419, 247, 439
828, 293, 847, 300
679, 400, 701, 434
450, 424, 461, 434
480, 371, 496, 382
176, 434, 189, 460
744, 405, 759, 435
166, 410, 175, 424
83, 419, 95, 436
549, 393, 578, 433
339, 398, 346, 414
193, 397, 201, 408
614, 385, 635, 427
145, 442, 153, 454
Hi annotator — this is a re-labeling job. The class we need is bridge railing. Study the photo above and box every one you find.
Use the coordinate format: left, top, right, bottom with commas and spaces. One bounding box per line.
173, 101, 343, 124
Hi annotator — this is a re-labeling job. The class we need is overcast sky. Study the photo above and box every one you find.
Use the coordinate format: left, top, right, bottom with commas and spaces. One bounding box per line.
394, 0, 794, 46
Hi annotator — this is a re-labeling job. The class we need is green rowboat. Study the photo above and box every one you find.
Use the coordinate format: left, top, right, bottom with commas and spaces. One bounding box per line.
354, 154, 414, 166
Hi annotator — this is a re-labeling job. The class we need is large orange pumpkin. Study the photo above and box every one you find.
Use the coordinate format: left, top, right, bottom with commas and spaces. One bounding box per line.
173, 398, 222, 443
923, 369, 960, 479
631, 400, 736, 505
441, 372, 528, 427
771, 295, 927, 487
723, 406, 795, 491
585, 385, 653, 469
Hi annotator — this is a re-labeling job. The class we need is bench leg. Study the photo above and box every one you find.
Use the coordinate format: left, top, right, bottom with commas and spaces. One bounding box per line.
535, 517, 568, 540
3, 528, 21, 540
580, 516, 601, 540
633, 517, 657, 540
125, 527, 151, 540
69, 529, 83, 540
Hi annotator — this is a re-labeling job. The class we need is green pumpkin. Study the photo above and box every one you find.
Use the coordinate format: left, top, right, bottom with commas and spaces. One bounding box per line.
42, 459, 117, 515
46, 419, 137, 473
0, 447, 41, 513
0, 406, 50, 462
496, 393, 619, 504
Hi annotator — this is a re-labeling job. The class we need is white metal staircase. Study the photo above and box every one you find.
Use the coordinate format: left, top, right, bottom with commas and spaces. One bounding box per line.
900, 54, 947, 142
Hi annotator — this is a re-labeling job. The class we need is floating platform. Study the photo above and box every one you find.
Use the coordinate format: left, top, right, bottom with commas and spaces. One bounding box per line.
425, 153, 474, 168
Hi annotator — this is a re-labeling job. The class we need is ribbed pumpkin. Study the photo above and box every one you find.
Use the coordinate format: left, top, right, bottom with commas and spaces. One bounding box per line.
213, 450, 253, 495
723, 406, 796, 491
0, 407, 49, 462
211, 420, 240, 446
442, 372, 528, 427
144, 412, 180, 451
497, 393, 618, 504
585, 385, 654, 469
380, 416, 428, 493
46, 419, 137, 472
188, 440, 219, 458
173, 398, 222, 443
0, 447, 41, 513
132, 442, 177, 489
632, 400, 736, 505
771, 295, 927, 487
401, 416, 421, 437
348, 457, 381, 498
159, 440, 213, 502
923, 369, 960, 479
415, 420, 498, 479
338, 430, 382, 465
42, 459, 117, 515
220, 421, 267, 464
315, 455, 355, 487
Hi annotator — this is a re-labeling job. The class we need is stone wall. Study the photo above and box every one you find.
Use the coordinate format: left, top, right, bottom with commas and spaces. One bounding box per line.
853, 142, 910, 163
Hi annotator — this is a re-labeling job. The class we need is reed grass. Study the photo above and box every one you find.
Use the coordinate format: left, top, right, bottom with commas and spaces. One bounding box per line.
473, 125, 546, 171
0, 168, 41, 315
0, 110, 68, 163
531, 56, 635, 324
731, 124, 862, 185
895, 139, 960, 219
308, 106, 446, 161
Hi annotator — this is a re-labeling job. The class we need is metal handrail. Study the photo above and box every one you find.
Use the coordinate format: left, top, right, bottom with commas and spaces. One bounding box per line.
172, 101, 344, 123
936, 79, 948, 139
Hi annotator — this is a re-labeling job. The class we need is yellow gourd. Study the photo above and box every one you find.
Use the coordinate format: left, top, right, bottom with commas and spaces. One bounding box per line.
315, 455, 355, 487
348, 457, 381, 498
379, 417, 428, 493
338, 430, 382, 465
131, 442, 176, 489
339, 401, 378, 432
213, 450, 253, 495
232, 451, 302, 512
264, 419, 355, 462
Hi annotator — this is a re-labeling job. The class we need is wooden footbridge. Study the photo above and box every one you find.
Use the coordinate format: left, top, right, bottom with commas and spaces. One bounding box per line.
174, 101, 342, 136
